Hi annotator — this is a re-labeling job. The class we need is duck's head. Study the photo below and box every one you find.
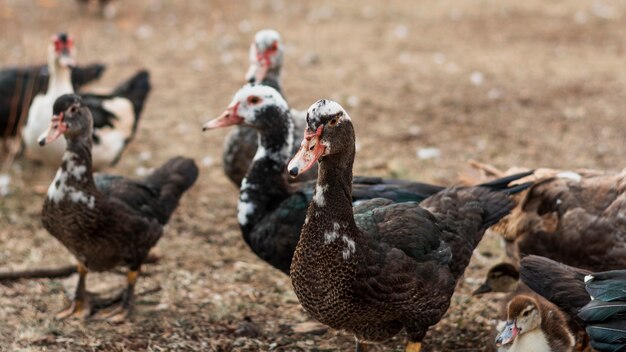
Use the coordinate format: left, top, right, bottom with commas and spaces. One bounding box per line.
38, 94, 92, 146
496, 295, 542, 347
288, 100, 353, 177
245, 29, 283, 85
473, 263, 520, 295
48, 33, 76, 70
202, 84, 288, 132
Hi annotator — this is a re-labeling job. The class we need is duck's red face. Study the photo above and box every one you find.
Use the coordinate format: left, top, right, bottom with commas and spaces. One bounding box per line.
288, 99, 351, 178
52, 33, 76, 68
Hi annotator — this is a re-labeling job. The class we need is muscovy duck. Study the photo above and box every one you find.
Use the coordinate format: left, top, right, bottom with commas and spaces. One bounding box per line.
0, 62, 105, 137
220, 29, 315, 187
203, 84, 448, 275
467, 165, 626, 290
286, 99, 532, 352
21, 33, 151, 170
38, 94, 197, 321
495, 294, 575, 352
520, 255, 626, 352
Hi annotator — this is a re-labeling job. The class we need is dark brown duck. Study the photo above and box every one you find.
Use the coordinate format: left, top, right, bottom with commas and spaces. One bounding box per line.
39, 94, 198, 321
287, 99, 532, 352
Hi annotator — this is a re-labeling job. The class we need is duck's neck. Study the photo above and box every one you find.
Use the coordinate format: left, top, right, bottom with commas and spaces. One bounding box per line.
238, 108, 293, 234
48, 63, 73, 96
302, 146, 360, 260
47, 136, 98, 207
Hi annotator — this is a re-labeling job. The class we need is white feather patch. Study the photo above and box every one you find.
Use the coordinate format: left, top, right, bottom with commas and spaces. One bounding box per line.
313, 184, 328, 207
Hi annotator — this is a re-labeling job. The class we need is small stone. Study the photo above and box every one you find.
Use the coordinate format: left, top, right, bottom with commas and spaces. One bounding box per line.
417, 147, 441, 160
470, 71, 484, 86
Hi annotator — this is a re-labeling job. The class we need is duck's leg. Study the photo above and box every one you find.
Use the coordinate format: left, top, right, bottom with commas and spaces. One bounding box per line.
405, 342, 422, 352
98, 267, 140, 322
355, 339, 370, 352
56, 263, 91, 319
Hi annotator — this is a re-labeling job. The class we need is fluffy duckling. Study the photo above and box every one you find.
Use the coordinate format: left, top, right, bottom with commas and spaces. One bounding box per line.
496, 294, 575, 352
473, 262, 520, 295
521, 255, 626, 352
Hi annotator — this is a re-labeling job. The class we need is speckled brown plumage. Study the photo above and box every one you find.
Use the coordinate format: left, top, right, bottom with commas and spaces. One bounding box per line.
41, 94, 198, 320
472, 166, 626, 271
288, 100, 531, 349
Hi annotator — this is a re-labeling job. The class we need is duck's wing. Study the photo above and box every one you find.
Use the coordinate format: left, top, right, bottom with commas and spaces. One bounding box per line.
353, 200, 455, 300
95, 157, 198, 225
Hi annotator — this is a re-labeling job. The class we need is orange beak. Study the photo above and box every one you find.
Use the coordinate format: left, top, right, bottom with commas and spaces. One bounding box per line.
202, 103, 243, 131
288, 126, 325, 177
38, 112, 67, 146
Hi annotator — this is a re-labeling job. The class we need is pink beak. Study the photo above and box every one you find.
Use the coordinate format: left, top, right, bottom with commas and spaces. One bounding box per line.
287, 126, 325, 177
38, 112, 67, 146
202, 103, 243, 131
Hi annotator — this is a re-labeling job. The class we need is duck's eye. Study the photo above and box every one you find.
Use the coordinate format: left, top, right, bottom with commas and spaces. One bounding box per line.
522, 310, 530, 317
329, 118, 339, 126
248, 96, 261, 105
70, 106, 77, 114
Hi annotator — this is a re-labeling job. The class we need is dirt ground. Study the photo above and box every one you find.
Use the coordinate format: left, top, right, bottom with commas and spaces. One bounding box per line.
0, 0, 625, 351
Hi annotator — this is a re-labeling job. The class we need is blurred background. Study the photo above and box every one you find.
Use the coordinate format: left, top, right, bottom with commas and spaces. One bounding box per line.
0, 0, 625, 351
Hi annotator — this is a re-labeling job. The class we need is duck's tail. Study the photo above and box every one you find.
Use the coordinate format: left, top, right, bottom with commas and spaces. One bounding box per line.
70, 63, 106, 90
145, 156, 199, 224
112, 70, 151, 120
420, 171, 533, 278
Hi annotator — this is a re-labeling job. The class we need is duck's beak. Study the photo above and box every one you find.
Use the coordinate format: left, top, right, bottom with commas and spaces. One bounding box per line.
495, 321, 518, 346
254, 61, 270, 84
38, 113, 67, 146
202, 103, 242, 131
472, 282, 492, 295
58, 54, 76, 69
288, 126, 325, 178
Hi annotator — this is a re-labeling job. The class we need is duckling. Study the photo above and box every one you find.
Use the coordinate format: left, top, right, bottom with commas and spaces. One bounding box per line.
473, 262, 520, 295
521, 255, 626, 352
496, 294, 575, 352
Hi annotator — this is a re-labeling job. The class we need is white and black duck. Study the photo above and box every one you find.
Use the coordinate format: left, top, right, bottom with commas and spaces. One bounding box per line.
21, 33, 151, 169
220, 29, 314, 186
203, 84, 453, 275
39, 94, 198, 321
0, 61, 105, 138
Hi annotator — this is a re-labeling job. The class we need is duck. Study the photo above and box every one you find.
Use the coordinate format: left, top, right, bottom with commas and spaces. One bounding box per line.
463, 162, 626, 272
520, 255, 626, 352
220, 29, 315, 187
473, 262, 521, 295
0, 62, 105, 138
203, 84, 454, 275
21, 33, 151, 170
495, 294, 575, 352
286, 99, 532, 352
38, 94, 198, 321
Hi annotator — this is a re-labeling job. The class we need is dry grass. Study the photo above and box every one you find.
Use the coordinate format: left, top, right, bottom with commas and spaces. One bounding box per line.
0, 0, 625, 350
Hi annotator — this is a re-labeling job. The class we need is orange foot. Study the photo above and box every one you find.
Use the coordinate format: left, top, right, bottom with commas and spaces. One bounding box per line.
405, 342, 422, 352
55, 299, 91, 320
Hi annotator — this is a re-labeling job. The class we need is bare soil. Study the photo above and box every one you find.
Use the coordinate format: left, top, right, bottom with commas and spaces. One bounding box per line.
0, 0, 625, 351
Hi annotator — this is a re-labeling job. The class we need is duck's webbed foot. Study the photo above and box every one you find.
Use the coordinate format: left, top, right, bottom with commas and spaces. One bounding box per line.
56, 264, 91, 320
93, 269, 139, 323
405, 341, 422, 352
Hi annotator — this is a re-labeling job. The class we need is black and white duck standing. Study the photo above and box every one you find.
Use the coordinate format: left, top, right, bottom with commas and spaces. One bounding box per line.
287, 99, 532, 352
0, 61, 105, 138
220, 29, 314, 187
21, 33, 151, 170
39, 94, 197, 321
203, 84, 448, 275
